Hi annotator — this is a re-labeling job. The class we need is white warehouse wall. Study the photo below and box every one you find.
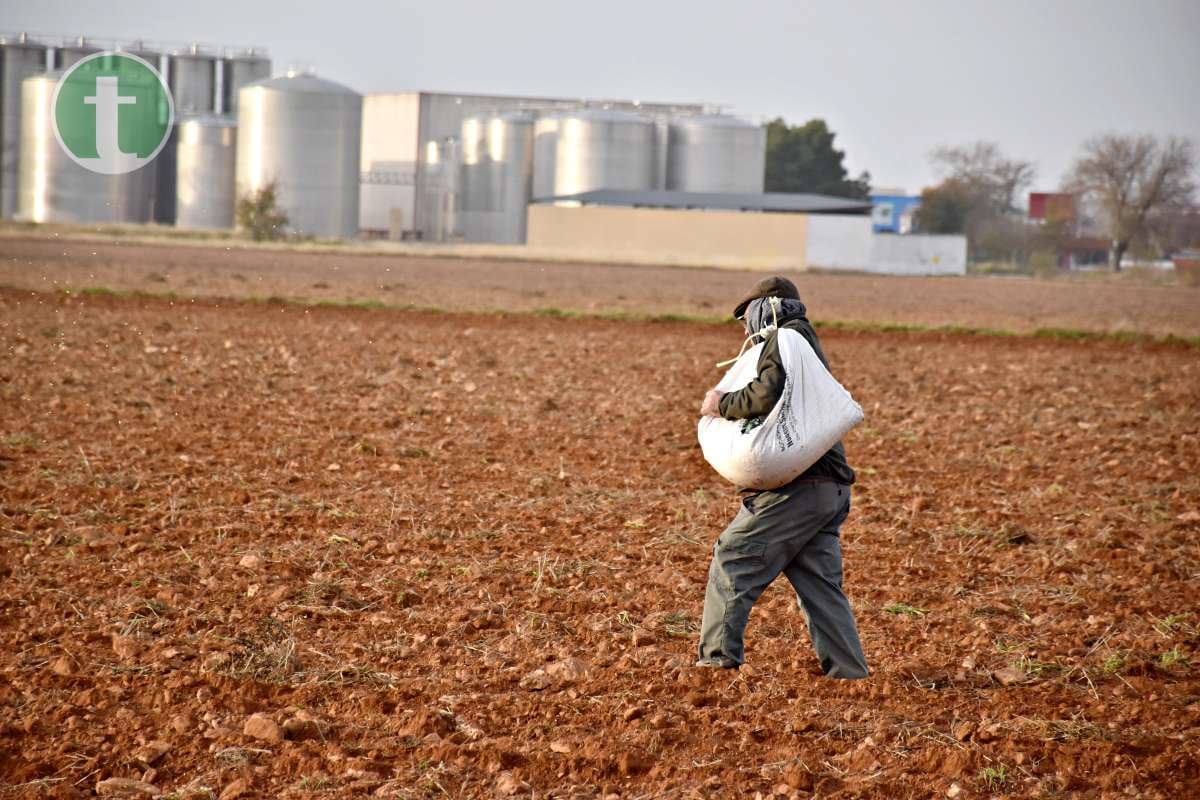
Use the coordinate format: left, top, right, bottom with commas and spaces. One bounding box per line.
806, 214, 874, 270
868, 234, 967, 276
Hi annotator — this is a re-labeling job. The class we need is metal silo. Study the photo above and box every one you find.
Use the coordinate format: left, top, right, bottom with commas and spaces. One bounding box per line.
17, 72, 157, 223
652, 116, 669, 190
532, 115, 558, 200
168, 45, 217, 114
116, 41, 162, 72
174, 115, 236, 229
666, 115, 765, 193
54, 37, 97, 70
459, 116, 490, 240
221, 50, 270, 114
549, 108, 656, 197
153, 123, 179, 224
460, 111, 533, 243
417, 137, 458, 242
235, 71, 361, 239
1, 34, 48, 218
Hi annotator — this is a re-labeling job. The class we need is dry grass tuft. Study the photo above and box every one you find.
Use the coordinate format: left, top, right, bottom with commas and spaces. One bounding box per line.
221, 617, 303, 682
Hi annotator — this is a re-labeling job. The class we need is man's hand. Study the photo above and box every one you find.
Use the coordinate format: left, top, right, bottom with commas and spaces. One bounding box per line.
700, 389, 725, 418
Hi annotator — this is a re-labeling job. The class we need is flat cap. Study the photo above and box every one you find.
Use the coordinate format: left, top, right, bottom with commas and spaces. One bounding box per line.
732, 276, 801, 319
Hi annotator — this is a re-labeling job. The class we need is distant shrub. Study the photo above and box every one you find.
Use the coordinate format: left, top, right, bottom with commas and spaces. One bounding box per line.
236, 181, 289, 241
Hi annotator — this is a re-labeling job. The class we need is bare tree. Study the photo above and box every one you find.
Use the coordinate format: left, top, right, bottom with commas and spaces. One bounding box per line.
931, 141, 1035, 214
1063, 134, 1196, 270
927, 141, 1036, 264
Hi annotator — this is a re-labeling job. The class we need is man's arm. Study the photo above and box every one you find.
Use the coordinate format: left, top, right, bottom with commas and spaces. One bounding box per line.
717, 332, 785, 420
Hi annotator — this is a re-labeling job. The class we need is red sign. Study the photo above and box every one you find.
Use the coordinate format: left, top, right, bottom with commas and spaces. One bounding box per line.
1029, 192, 1076, 221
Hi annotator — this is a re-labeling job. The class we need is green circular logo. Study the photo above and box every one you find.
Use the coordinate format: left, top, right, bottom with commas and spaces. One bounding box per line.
52, 51, 174, 175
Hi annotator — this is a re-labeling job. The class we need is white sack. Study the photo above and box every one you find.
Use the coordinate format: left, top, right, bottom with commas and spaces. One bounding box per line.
697, 328, 864, 490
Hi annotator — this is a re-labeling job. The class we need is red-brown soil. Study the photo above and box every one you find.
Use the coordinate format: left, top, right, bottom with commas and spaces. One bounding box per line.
1, 288, 1197, 799
2, 235, 1199, 337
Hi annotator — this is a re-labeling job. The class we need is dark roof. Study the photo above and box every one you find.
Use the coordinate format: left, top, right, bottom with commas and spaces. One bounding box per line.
531, 189, 873, 215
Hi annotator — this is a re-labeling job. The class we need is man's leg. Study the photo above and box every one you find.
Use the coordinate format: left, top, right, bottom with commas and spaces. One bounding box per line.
782, 486, 869, 679
697, 503, 789, 666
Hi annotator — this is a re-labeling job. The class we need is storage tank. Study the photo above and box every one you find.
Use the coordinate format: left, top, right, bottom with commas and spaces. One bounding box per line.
168, 45, 216, 114
153, 123, 179, 224
417, 137, 460, 242
221, 50, 270, 114
116, 42, 162, 72
545, 108, 656, 197
123, 46, 171, 221
666, 114, 765, 193
235, 71, 361, 239
174, 115, 236, 229
17, 72, 157, 223
460, 111, 534, 243
651, 116, 669, 190
1, 34, 48, 218
531, 115, 558, 199
54, 37, 97, 70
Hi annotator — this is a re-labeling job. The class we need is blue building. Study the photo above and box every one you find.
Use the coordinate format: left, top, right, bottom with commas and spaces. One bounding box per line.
870, 193, 922, 234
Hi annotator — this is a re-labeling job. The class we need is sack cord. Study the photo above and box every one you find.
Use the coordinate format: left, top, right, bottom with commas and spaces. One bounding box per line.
715, 296, 781, 368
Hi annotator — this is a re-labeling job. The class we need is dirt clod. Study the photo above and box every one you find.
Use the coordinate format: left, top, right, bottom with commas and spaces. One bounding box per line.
133, 740, 171, 766
242, 712, 282, 743
95, 778, 159, 797
617, 752, 649, 776
111, 634, 140, 660
282, 710, 323, 740
219, 778, 250, 800
991, 667, 1025, 687
494, 771, 527, 796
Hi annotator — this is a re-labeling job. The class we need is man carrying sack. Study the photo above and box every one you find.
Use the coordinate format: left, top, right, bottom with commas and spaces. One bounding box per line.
696, 276, 869, 678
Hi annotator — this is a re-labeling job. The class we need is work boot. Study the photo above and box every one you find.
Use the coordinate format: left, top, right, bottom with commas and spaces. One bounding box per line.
694, 656, 739, 670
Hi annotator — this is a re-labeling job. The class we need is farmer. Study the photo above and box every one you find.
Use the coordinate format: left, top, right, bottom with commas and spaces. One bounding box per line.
696, 276, 868, 678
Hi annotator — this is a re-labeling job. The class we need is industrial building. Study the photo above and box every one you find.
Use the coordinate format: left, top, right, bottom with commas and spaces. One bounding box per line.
527, 190, 873, 271
2, 32, 269, 227
359, 91, 712, 241
524, 190, 966, 274
457, 107, 765, 245
869, 189, 922, 234
1, 30, 966, 274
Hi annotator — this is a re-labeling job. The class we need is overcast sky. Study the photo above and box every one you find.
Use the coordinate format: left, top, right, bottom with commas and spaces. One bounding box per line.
7, 0, 1198, 195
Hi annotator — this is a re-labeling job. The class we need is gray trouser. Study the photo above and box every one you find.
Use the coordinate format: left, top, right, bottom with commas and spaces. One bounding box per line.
698, 482, 868, 678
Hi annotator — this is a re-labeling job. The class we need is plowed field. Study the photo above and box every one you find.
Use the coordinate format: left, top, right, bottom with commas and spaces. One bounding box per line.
1, 285, 1198, 799
3, 235, 1199, 338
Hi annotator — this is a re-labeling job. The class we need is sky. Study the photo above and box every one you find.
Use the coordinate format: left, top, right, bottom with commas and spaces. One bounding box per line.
6, 0, 1198, 196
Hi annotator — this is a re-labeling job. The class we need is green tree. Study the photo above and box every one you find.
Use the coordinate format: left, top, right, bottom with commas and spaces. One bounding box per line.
236, 181, 290, 241
763, 118, 870, 198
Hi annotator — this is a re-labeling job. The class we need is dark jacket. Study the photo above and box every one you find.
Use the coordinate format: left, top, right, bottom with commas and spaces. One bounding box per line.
717, 312, 856, 489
